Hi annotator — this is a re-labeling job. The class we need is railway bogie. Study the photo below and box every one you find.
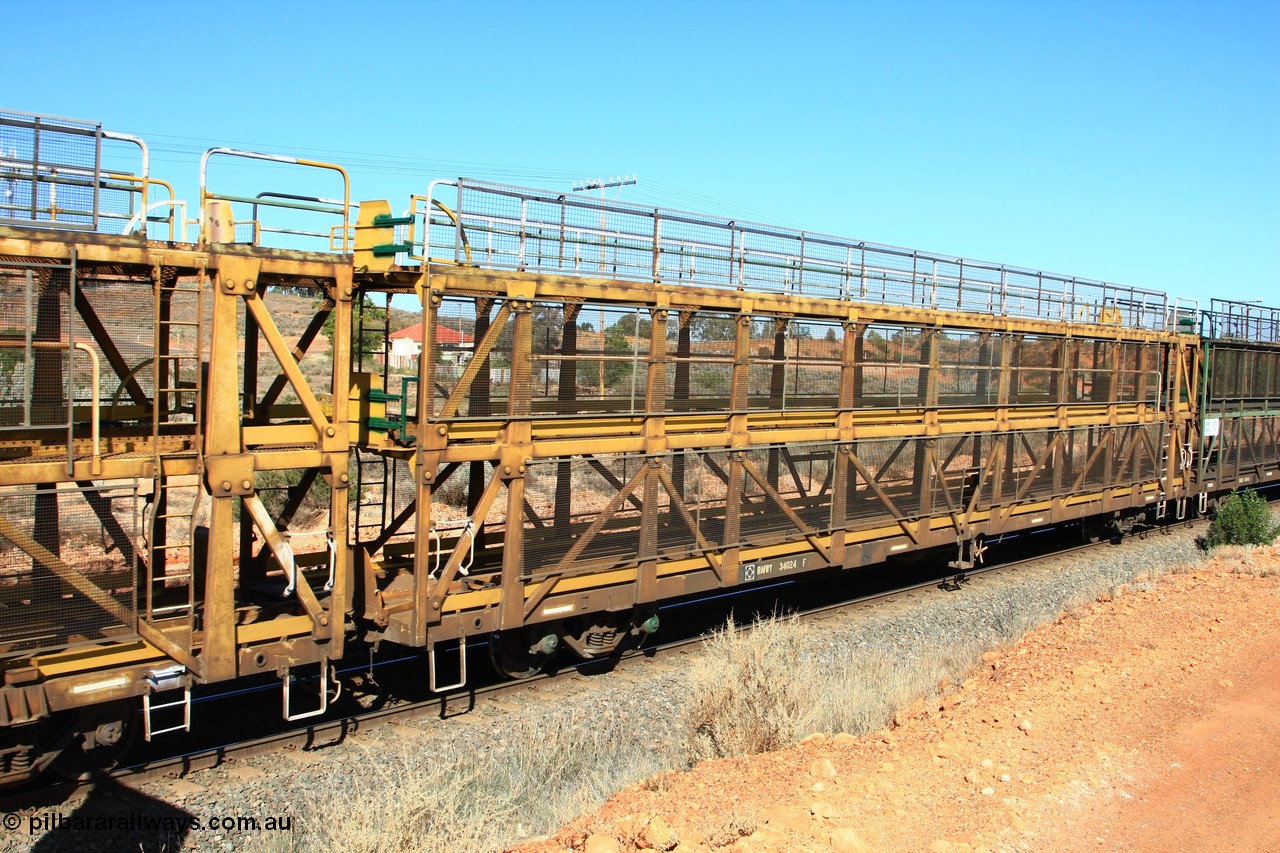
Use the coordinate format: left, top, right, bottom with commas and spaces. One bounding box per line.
0, 109, 1274, 787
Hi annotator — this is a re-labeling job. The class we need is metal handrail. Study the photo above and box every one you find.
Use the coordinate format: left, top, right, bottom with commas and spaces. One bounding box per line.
1203, 298, 1280, 343
199, 148, 350, 250
0, 338, 100, 474
425, 179, 1173, 332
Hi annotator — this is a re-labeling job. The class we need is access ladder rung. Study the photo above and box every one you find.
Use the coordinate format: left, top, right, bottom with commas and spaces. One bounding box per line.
143, 667, 192, 740
149, 605, 193, 617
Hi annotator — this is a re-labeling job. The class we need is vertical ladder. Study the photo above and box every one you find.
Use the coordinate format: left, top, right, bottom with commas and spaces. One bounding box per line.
354, 292, 391, 543
356, 289, 390, 379
144, 264, 206, 641
353, 450, 388, 543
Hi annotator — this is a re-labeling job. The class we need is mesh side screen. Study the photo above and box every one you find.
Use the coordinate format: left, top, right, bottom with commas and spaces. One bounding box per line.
858, 325, 923, 406
0, 483, 139, 657
1000, 431, 1054, 501
1213, 414, 1264, 473
1137, 423, 1166, 481
843, 437, 921, 526
83, 277, 161, 423
522, 455, 648, 578
564, 304, 652, 415
518, 444, 838, 577
684, 450, 729, 549
744, 318, 843, 410
669, 312, 736, 411
1209, 345, 1280, 405
10, 268, 71, 429
0, 270, 41, 427
738, 445, 835, 546
1061, 426, 1108, 491
1249, 416, 1280, 469
932, 434, 990, 511
430, 295, 476, 416
1081, 340, 1118, 403
428, 464, 475, 526
428, 296, 513, 418
1218, 419, 1241, 469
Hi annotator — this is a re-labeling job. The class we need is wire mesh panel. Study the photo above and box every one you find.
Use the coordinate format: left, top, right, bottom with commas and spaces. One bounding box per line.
1010, 336, 1060, 406
935, 331, 1002, 407
518, 443, 838, 578
744, 318, 844, 410
1208, 344, 1280, 409
521, 454, 650, 578
0, 263, 73, 433
734, 445, 836, 546
86, 274, 178, 426
427, 179, 1172, 331
856, 325, 924, 407
427, 295, 512, 418
0, 483, 139, 657
427, 463, 476, 526
1213, 416, 1280, 477
509, 422, 1171, 583
675, 450, 730, 550
0, 111, 149, 234
998, 431, 1056, 501
1059, 426, 1111, 492
668, 312, 736, 412
843, 437, 922, 526
930, 433, 992, 511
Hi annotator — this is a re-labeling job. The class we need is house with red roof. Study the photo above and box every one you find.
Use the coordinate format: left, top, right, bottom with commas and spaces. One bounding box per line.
388, 323, 474, 369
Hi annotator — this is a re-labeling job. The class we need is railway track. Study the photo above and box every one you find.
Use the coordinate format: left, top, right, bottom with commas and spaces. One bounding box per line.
0, 514, 1208, 813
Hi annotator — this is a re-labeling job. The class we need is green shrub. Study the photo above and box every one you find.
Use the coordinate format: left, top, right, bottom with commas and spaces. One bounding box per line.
1206, 490, 1280, 548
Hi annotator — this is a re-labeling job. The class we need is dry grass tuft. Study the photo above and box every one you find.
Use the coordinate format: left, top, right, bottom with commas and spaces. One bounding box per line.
698, 803, 761, 847
252, 702, 679, 853
1213, 543, 1280, 577
685, 614, 948, 761
684, 532, 1212, 762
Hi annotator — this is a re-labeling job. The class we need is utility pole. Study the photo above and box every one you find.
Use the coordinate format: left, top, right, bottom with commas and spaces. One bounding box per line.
572, 175, 637, 397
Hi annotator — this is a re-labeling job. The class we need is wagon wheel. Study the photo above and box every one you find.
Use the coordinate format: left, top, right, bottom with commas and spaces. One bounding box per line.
1080, 511, 1118, 544
45, 699, 138, 781
489, 626, 559, 679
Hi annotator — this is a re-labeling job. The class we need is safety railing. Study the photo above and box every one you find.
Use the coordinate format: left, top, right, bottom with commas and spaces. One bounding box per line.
199, 148, 351, 252
1202, 299, 1280, 344
1, 110, 155, 236
1167, 297, 1200, 336
415, 179, 1173, 332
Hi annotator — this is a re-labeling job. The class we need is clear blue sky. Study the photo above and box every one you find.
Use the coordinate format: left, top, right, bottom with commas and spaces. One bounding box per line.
5, 0, 1277, 307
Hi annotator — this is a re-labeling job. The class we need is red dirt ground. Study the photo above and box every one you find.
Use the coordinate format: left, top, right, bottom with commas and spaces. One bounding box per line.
521, 546, 1280, 853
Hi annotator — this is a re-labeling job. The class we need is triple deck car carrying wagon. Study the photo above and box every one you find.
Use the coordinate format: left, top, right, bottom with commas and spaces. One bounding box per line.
0, 109, 1275, 785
